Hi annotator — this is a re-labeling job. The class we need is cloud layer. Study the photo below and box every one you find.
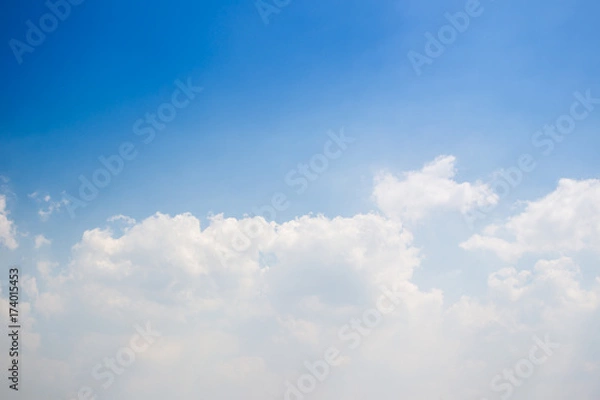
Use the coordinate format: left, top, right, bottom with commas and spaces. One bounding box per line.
2, 156, 599, 400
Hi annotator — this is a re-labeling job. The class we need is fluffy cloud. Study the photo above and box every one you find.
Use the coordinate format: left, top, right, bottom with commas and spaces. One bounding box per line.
0, 194, 18, 249
372, 155, 498, 223
5, 157, 599, 400
461, 178, 600, 261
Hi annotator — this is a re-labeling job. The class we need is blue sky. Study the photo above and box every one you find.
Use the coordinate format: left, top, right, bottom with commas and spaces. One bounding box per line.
2, 0, 600, 237
1, 0, 600, 398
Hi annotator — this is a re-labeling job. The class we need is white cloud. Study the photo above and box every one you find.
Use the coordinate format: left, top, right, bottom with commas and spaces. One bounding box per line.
35, 292, 65, 317
7, 157, 600, 399
29, 192, 68, 221
34, 234, 51, 249
0, 194, 18, 249
17, 212, 597, 399
461, 178, 600, 261
372, 155, 498, 223
37, 260, 58, 279
488, 267, 532, 301
21, 275, 39, 298
107, 214, 137, 225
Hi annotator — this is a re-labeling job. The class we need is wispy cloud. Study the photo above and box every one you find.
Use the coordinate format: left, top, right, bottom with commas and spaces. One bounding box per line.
29, 191, 68, 221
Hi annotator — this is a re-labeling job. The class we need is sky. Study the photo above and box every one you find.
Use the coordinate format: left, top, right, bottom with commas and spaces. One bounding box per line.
1, 0, 600, 399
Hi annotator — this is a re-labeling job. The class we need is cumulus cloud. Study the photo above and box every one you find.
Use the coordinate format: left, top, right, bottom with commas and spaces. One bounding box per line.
461, 178, 600, 261
20, 217, 599, 399
6, 157, 600, 400
372, 155, 498, 223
